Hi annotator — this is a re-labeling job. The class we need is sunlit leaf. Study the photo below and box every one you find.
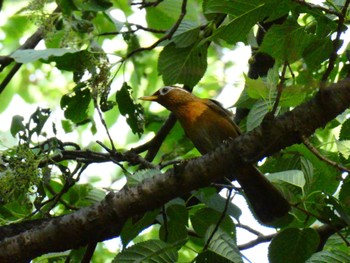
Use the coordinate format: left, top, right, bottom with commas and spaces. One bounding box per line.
267, 170, 305, 188
158, 42, 208, 87
10, 48, 79, 63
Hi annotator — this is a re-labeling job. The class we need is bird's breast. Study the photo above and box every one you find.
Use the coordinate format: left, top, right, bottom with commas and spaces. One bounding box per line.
174, 103, 239, 154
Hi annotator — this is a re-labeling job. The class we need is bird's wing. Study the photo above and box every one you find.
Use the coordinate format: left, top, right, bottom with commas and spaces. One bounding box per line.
206, 99, 241, 135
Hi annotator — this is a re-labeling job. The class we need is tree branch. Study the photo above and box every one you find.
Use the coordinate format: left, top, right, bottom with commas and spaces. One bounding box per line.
1, 79, 350, 261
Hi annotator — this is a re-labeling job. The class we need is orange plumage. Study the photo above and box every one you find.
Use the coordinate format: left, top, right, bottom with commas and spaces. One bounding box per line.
140, 86, 290, 224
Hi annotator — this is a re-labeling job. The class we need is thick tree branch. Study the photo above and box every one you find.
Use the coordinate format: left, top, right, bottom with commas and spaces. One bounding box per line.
1, 79, 350, 261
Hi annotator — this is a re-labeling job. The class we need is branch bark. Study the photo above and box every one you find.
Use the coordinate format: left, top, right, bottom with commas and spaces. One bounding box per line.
1, 79, 350, 262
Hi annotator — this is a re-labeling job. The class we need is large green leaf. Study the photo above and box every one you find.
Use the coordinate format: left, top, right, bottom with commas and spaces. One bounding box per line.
269, 228, 320, 263
260, 19, 316, 63
204, 0, 285, 44
10, 48, 78, 63
146, 0, 200, 30
113, 239, 178, 263
289, 144, 340, 195
158, 42, 208, 87
120, 210, 160, 247
306, 249, 350, 263
204, 226, 243, 263
246, 99, 275, 131
267, 170, 305, 188
172, 21, 201, 48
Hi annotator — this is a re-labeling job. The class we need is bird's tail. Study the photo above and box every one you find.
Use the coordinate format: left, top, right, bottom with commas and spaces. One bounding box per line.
235, 164, 291, 225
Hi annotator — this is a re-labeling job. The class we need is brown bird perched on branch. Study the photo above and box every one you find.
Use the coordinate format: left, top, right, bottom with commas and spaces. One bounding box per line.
140, 86, 290, 224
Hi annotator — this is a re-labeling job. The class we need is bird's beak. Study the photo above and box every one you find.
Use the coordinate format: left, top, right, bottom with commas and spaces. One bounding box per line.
139, 95, 158, 101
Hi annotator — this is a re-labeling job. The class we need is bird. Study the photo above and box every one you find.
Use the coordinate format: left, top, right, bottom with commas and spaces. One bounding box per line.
140, 86, 290, 224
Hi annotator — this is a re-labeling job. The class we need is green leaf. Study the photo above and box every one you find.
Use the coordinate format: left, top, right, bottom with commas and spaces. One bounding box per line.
10, 115, 25, 137
290, 144, 340, 195
113, 239, 178, 263
116, 82, 144, 136
158, 42, 208, 87
57, 0, 78, 16
304, 37, 333, 69
206, 0, 271, 44
126, 169, 160, 187
190, 208, 235, 237
166, 204, 188, 226
204, 226, 243, 263
267, 170, 305, 188
260, 19, 316, 63
306, 249, 350, 263
234, 89, 256, 109
172, 21, 201, 48
339, 181, 350, 214
120, 210, 160, 247
336, 140, 350, 159
269, 228, 320, 263
245, 75, 269, 99
60, 84, 92, 123
10, 48, 79, 63
339, 119, 350, 140
146, 0, 200, 30
74, 0, 113, 11
194, 187, 241, 220
146, 0, 183, 30
44, 50, 92, 72
246, 99, 274, 131
159, 220, 188, 243
325, 195, 350, 226
279, 85, 307, 107
324, 232, 350, 252
29, 107, 51, 137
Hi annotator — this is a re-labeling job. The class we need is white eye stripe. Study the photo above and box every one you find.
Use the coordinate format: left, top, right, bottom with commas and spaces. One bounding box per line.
159, 86, 190, 95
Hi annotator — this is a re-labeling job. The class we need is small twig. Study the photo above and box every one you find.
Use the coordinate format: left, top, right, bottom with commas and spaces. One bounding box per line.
142, 114, 177, 164
203, 189, 233, 250
159, 159, 183, 169
82, 242, 97, 263
293, 203, 333, 224
211, 183, 242, 192
321, 0, 350, 83
161, 206, 168, 242
238, 233, 276, 250
302, 135, 350, 174
271, 62, 288, 116
98, 24, 166, 36
237, 223, 264, 237
122, 0, 187, 61
93, 97, 116, 151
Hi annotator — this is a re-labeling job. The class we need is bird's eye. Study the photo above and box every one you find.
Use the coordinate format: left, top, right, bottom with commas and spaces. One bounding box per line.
159, 86, 172, 95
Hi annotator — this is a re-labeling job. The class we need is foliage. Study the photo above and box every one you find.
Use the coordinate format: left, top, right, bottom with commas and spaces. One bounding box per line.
1, 0, 350, 262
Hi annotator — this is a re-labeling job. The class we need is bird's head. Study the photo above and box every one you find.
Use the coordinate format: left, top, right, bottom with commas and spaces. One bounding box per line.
139, 86, 196, 111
